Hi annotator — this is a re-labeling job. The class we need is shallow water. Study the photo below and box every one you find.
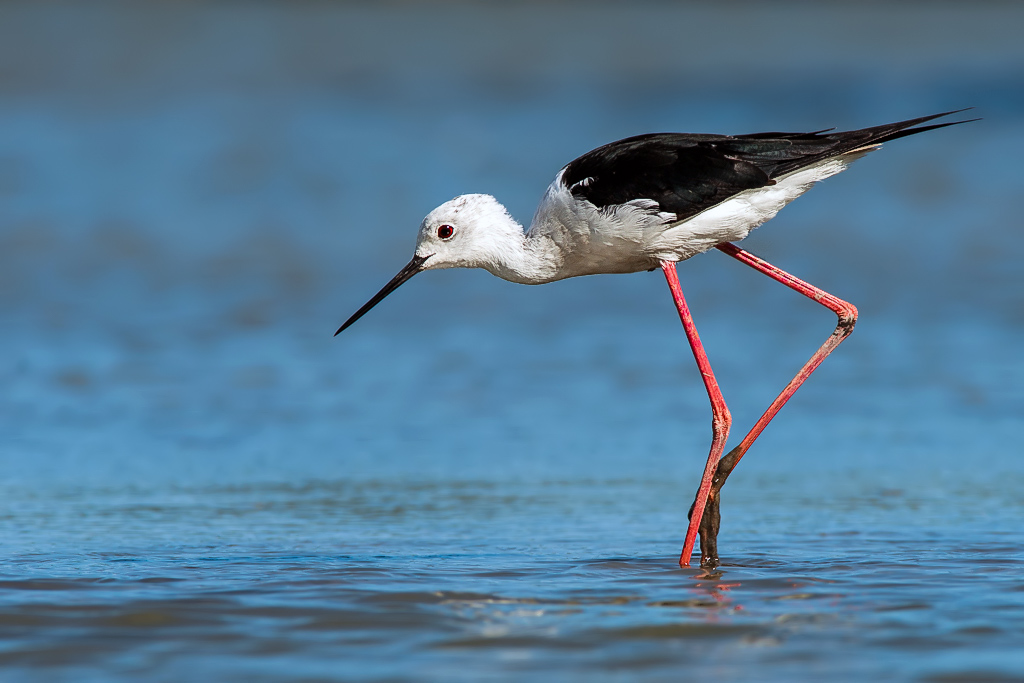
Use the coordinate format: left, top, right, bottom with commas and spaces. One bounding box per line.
2, 2, 1024, 681
3, 475, 1024, 681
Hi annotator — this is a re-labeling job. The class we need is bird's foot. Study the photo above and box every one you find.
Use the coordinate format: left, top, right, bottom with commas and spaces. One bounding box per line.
687, 443, 744, 569
697, 491, 721, 568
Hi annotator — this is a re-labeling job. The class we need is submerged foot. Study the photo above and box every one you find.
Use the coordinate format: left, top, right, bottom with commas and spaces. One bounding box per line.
687, 443, 744, 568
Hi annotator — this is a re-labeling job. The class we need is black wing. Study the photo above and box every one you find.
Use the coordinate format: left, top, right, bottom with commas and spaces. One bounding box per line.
561, 110, 974, 222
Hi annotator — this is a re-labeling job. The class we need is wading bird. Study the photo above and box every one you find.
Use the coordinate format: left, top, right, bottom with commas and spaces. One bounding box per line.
335, 111, 973, 568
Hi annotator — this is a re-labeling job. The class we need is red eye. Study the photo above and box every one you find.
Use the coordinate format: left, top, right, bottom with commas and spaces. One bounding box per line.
437, 224, 455, 240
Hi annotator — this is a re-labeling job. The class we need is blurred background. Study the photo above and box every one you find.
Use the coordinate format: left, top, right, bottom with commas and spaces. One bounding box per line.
2, 0, 1019, 485
1, 1, 1022, 681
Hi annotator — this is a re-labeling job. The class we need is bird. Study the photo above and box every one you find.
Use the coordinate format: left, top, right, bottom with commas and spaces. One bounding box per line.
334, 110, 974, 568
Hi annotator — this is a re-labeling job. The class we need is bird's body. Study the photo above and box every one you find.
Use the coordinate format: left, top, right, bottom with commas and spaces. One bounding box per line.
431, 152, 862, 285
335, 110, 973, 568
403, 112, 966, 288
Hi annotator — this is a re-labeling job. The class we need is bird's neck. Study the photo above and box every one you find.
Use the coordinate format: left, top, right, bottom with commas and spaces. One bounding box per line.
479, 213, 562, 285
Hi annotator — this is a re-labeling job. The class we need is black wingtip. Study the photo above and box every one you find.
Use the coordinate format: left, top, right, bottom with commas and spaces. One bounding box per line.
894, 108, 975, 128
873, 109, 980, 144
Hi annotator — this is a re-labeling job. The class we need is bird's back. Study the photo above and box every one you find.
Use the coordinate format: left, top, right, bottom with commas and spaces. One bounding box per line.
528, 111, 972, 275
561, 112, 968, 223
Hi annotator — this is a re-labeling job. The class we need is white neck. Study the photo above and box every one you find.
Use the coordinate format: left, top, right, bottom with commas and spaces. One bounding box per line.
475, 208, 564, 285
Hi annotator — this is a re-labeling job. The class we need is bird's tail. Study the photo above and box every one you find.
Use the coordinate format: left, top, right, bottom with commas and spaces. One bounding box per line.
854, 108, 979, 145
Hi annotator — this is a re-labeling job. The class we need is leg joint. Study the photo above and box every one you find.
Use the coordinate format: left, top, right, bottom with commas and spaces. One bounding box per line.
835, 302, 858, 332
712, 408, 732, 435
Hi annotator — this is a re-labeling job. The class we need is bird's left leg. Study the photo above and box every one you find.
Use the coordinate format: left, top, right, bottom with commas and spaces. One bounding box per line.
692, 242, 859, 567
660, 261, 732, 568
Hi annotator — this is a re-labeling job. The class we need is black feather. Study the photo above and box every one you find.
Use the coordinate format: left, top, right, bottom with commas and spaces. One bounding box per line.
561, 110, 976, 222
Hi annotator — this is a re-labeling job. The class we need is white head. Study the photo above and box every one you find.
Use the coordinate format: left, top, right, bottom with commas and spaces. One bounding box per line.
413, 194, 521, 270
335, 194, 522, 334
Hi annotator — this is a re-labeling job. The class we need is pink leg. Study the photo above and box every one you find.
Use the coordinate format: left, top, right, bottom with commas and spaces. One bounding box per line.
660, 261, 732, 568
688, 242, 858, 567
713, 242, 858, 477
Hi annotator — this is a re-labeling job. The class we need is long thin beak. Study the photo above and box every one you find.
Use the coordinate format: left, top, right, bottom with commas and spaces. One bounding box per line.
334, 254, 431, 335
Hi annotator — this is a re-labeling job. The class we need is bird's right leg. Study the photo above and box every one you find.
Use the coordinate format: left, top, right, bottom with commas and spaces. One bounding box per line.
660, 261, 732, 568
692, 242, 859, 567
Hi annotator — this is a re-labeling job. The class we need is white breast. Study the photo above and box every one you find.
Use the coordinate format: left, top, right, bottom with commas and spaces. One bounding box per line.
529, 172, 681, 279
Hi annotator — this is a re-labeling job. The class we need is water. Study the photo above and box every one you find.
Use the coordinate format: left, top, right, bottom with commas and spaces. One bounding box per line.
2, 2, 1024, 681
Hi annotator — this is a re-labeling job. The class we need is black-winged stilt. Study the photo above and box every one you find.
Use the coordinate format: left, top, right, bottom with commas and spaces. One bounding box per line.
335, 110, 974, 568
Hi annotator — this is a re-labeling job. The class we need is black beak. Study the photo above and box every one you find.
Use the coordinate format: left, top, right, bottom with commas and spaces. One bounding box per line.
334, 254, 431, 335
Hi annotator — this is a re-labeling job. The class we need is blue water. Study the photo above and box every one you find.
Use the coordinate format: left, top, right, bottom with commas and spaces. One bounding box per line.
2, 2, 1024, 681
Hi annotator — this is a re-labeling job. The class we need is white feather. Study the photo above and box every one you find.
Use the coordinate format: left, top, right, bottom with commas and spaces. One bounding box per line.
412, 149, 874, 286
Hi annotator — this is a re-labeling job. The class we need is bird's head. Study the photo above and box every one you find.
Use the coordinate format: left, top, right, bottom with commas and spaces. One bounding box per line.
413, 194, 518, 270
335, 194, 518, 335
